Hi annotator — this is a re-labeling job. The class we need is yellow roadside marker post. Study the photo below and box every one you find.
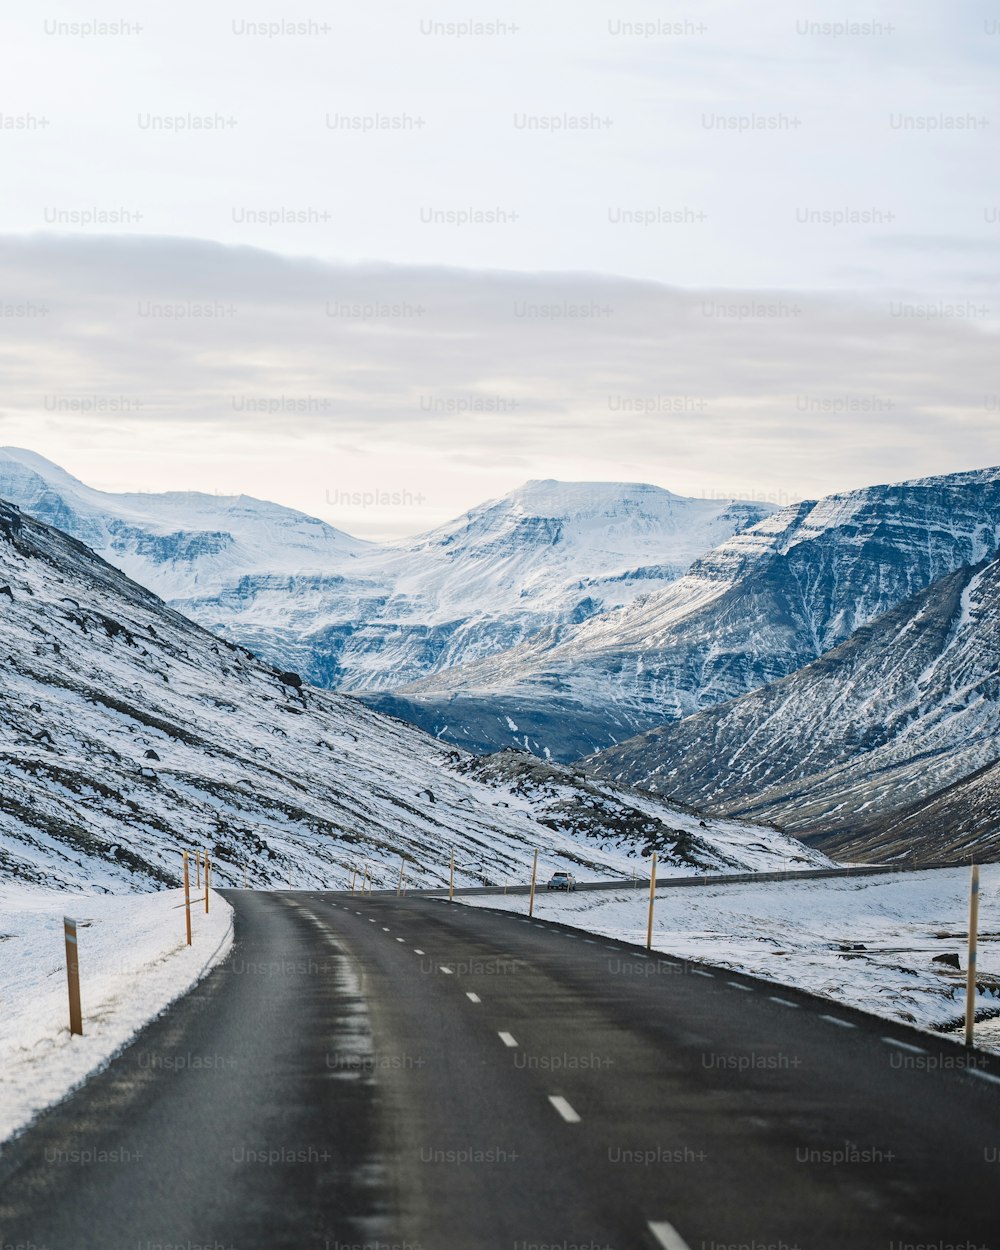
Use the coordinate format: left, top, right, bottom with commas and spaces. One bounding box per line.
966, 864, 981, 1047
63, 917, 83, 1036
646, 851, 658, 951
528, 849, 539, 917
183, 851, 192, 946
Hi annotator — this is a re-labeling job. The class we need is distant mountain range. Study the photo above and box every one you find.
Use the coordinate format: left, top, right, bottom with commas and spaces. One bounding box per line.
3, 447, 998, 867
0, 448, 775, 692
370, 468, 1000, 761
0, 492, 822, 890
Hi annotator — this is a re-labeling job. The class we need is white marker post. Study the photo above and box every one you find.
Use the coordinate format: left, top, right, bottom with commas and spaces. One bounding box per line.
63, 917, 83, 1037
449, 848, 455, 903
397, 857, 405, 897
966, 863, 981, 1048
528, 849, 539, 917
183, 851, 192, 946
646, 851, 658, 951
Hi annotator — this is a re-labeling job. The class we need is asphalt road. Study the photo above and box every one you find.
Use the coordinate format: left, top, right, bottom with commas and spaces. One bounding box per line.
2, 889, 999, 1250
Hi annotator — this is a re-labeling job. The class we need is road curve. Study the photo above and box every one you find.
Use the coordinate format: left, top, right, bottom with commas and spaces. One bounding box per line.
1, 888, 998, 1250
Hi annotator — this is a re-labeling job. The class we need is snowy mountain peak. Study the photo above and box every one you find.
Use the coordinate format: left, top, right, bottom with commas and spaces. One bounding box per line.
0, 451, 779, 691
502, 478, 685, 512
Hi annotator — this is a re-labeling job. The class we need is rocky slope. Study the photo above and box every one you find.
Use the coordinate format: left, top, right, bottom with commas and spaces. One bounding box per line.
368, 467, 1000, 760
820, 759, 1000, 866
586, 554, 1000, 861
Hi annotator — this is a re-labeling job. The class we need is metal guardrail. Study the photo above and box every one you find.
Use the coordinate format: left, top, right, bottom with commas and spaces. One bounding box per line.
391, 861, 952, 899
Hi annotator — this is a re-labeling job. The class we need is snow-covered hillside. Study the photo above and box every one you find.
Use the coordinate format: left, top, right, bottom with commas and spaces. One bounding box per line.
0, 497, 812, 891
589, 554, 1000, 862
0, 449, 774, 691
370, 466, 1000, 760
453, 750, 830, 874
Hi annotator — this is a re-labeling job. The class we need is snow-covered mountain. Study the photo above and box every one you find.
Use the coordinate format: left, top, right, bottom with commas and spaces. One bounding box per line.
367, 467, 1000, 760
587, 554, 1000, 862
0, 495, 820, 891
0, 449, 775, 692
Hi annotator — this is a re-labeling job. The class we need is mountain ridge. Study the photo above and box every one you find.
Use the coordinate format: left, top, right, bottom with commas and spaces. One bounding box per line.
369, 465, 1000, 759
0, 447, 776, 692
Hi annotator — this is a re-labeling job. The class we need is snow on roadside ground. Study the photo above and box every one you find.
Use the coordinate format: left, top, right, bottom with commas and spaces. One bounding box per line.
0, 882, 233, 1146
462, 867, 1000, 1049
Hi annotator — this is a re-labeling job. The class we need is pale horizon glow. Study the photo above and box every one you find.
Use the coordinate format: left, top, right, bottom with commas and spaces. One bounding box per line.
2, 0, 998, 536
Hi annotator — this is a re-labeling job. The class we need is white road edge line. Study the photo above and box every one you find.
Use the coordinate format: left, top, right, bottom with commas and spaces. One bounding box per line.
466, 992, 481, 1003
548, 1095, 581, 1124
882, 1037, 925, 1054
820, 1015, 857, 1029
769, 996, 799, 1008
648, 1219, 693, 1250
498, 1031, 518, 1048
969, 1069, 1000, 1087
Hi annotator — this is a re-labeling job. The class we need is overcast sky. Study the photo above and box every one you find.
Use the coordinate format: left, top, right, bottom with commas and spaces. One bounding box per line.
2, 0, 998, 537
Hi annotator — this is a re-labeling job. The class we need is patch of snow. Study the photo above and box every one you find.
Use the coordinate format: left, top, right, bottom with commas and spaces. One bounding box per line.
0, 881, 233, 1146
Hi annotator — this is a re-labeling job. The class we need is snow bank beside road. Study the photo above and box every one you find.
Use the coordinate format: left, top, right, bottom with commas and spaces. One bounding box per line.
0, 883, 233, 1146
462, 867, 1000, 1048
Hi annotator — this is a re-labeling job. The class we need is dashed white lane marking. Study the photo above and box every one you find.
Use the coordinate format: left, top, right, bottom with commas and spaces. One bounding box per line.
498, 1031, 518, 1048
648, 1219, 693, 1250
633, 953, 649, 959
382, 926, 391, 932
692, 970, 714, 979
439, 966, 454, 975
769, 996, 799, 1008
882, 1037, 925, 1054
727, 981, 752, 992
369, 918, 376, 923
355, 911, 362, 915
969, 1069, 1000, 1087
414, 948, 425, 955
396, 937, 406, 943
466, 992, 481, 1003
820, 1014, 857, 1029
548, 1095, 581, 1124
583, 939, 597, 945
